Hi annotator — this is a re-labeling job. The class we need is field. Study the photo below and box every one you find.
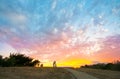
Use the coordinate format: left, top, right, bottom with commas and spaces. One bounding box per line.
76, 68, 120, 79
1, 67, 120, 79
0, 67, 75, 79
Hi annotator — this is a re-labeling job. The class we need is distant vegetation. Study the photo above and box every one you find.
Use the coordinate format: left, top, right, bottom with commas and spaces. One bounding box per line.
0, 53, 40, 67
81, 61, 120, 71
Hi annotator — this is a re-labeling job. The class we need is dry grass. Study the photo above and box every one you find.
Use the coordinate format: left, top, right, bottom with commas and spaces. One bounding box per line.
76, 68, 120, 79
0, 67, 75, 79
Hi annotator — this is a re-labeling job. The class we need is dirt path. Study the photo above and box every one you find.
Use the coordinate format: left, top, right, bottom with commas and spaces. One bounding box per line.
65, 68, 99, 79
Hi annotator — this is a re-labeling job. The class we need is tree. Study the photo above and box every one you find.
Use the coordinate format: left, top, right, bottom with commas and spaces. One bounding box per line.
31, 60, 40, 66
0, 55, 3, 66
9, 53, 33, 66
81, 60, 120, 71
0, 53, 40, 67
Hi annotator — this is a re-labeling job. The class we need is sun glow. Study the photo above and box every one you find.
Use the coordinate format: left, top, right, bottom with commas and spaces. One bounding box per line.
59, 59, 92, 68
40, 58, 92, 68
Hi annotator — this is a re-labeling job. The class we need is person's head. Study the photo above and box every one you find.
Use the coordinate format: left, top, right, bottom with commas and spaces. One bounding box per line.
53, 61, 56, 63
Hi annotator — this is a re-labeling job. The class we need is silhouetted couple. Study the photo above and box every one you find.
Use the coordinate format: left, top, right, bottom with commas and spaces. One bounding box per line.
53, 61, 57, 67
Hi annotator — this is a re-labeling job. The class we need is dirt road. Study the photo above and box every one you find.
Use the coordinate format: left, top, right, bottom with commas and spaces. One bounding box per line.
65, 68, 99, 79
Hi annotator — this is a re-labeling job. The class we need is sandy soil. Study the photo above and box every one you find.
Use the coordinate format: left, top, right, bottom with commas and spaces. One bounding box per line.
0, 67, 75, 79
76, 68, 120, 79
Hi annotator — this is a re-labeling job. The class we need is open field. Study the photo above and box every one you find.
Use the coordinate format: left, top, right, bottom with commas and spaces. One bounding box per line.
0, 67, 75, 79
76, 68, 120, 79
1, 67, 120, 79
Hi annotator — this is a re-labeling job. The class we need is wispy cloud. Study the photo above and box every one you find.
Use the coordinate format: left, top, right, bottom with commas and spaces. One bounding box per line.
51, 0, 57, 10
7, 13, 27, 25
0, 0, 120, 66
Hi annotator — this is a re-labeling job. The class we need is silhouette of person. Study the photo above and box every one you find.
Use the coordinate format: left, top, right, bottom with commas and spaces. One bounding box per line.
38, 63, 40, 67
53, 61, 57, 67
40, 64, 43, 67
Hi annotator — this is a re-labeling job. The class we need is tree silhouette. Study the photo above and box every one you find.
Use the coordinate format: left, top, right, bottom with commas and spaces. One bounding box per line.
31, 60, 40, 66
0, 55, 3, 66
0, 53, 40, 67
81, 60, 120, 71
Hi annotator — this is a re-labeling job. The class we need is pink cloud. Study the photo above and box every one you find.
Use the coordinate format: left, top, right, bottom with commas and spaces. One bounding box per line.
93, 34, 120, 62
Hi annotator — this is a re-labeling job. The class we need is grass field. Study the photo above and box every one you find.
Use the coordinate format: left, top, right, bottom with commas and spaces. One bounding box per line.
0, 67, 75, 79
1, 67, 120, 79
76, 68, 120, 79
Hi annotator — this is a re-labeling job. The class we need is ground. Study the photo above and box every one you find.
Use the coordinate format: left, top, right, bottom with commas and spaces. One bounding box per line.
0, 67, 75, 79
76, 68, 120, 79
65, 68, 98, 79
1, 67, 120, 79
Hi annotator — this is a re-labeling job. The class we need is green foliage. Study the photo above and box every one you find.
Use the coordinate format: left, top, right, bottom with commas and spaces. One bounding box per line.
0, 53, 40, 67
81, 61, 120, 71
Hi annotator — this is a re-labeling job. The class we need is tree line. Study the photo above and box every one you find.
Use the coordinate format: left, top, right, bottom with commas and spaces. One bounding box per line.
81, 60, 120, 71
0, 53, 40, 67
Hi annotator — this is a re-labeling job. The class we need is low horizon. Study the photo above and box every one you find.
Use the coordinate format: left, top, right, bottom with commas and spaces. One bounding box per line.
0, 0, 120, 67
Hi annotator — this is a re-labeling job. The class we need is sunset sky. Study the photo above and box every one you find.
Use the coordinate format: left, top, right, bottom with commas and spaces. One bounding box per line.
0, 0, 120, 67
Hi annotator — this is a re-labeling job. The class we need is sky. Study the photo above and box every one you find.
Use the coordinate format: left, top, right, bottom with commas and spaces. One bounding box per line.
0, 0, 120, 67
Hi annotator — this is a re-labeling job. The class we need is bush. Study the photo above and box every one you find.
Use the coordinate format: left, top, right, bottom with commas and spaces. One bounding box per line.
81, 61, 120, 71
0, 53, 40, 67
